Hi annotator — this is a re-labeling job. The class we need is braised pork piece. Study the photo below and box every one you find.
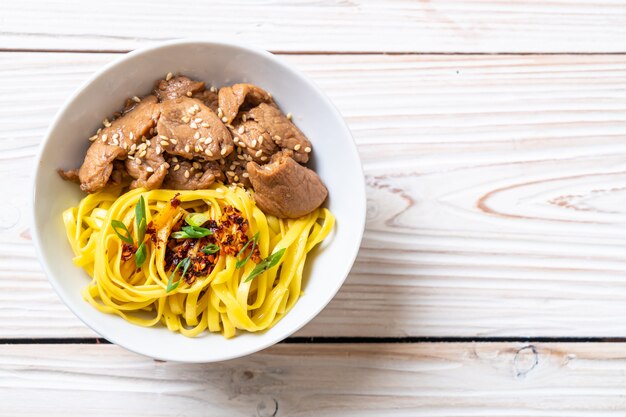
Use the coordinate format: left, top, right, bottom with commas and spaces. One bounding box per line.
59, 74, 328, 218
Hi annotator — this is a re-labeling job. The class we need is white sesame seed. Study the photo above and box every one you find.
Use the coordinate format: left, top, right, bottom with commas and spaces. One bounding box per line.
219, 158, 225, 165
294, 144, 301, 151
193, 162, 202, 169
229, 164, 235, 170
103, 118, 111, 127
112, 133, 119, 140
221, 116, 228, 123
193, 104, 200, 112
101, 134, 108, 142
304, 146, 311, 153
184, 144, 191, 153
166, 72, 173, 81
194, 131, 200, 140
113, 138, 119, 146
237, 155, 245, 161
251, 139, 257, 147
146, 166, 154, 173
255, 150, 263, 157
217, 108, 223, 117
238, 142, 246, 148
258, 136, 264, 144
260, 156, 268, 162
173, 164, 180, 171
122, 142, 128, 150
201, 122, 210, 128
187, 107, 196, 114
89, 135, 97, 142
226, 171, 235, 177
130, 144, 137, 152
194, 118, 202, 124
172, 157, 178, 162
205, 149, 213, 157
97, 128, 102, 134
234, 175, 239, 182
233, 137, 239, 144
136, 159, 142, 165
197, 145, 204, 152
186, 91, 192, 97
132, 96, 141, 103
160, 140, 169, 147
139, 150, 147, 158
242, 114, 247, 122
274, 135, 281, 141
127, 155, 135, 160
182, 116, 190, 123
195, 172, 203, 179
287, 113, 292, 120
242, 172, 249, 178
210, 86, 217, 93
190, 122, 198, 129
220, 148, 227, 156
156, 146, 162, 155
238, 126, 245, 134
184, 170, 190, 178
129, 132, 134, 140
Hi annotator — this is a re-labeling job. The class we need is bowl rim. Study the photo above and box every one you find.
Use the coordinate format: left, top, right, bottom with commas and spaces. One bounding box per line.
31, 38, 366, 362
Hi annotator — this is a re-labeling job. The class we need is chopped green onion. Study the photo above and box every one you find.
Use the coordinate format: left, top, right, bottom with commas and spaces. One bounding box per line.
111, 220, 133, 244
135, 195, 147, 242
172, 225, 213, 239
186, 212, 210, 228
166, 257, 192, 292
244, 248, 286, 283
235, 232, 259, 269
135, 242, 147, 268
201, 244, 220, 254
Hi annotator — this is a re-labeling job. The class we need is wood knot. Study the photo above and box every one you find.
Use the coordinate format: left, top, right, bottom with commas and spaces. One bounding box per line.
256, 397, 278, 417
513, 345, 538, 379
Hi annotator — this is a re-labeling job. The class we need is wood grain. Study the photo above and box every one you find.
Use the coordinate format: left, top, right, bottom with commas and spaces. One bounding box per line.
3, 342, 626, 416
3, 52, 626, 338
2, 0, 626, 53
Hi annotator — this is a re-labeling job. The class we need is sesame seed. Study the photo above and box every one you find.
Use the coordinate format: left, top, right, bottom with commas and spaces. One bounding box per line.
166, 72, 173, 81
294, 144, 301, 151
201, 122, 210, 128
139, 150, 147, 158
238, 126, 245, 134
205, 149, 213, 157
304, 146, 311, 153
251, 139, 257, 147
261, 156, 268, 161
112, 133, 119, 140
242, 172, 249, 178
130, 144, 137, 152
210, 86, 218, 93
101, 134, 108, 142
122, 142, 128, 150
138, 143, 147, 151
89, 135, 97, 142
274, 135, 281, 141
193, 162, 202, 169
217, 108, 223, 117
242, 114, 247, 122
197, 145, 204, 152
173, 164, 180, 171
146, 166, 154, 173
103, 118, 111, 127
97, 128, 102, 134
226, 171, 235, 177
219, 158, 225, 165
184, 144, 191, 153
233, 137, 239, 144
141, 136, 147, 142
184, 170, 190, 178
112, 138, 119, 146
136, 159, 142, 165
220, 148, 227, 156
187, 107, 196, 115
156, 146, 162, 155
129, 132, 134, 140
237, 155, 245, 161
127, 155, 135, 160
258, 136, 264, 144
132, 96, 141, 103
190, 122, 198, 129
221, 116, 228, 123
194, 118, 202, 124
287, 113, 292, 120
195, 172, 203, 179
255, 150, 263, 157
194, 131, 200, 140
172, 157, 178, 162
229, 164, 235, 170
160, 140, 169, 147
238, 142, 246, 148
193, 104, 200, 112
169, 139, 178, 145
186, 91, 192, 97
182, 116, 190, 123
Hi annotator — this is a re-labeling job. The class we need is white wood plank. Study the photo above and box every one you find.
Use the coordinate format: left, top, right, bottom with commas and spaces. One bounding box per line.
2, 342, 626, 416
3, 53, 626, 338
2, 0, 626, 53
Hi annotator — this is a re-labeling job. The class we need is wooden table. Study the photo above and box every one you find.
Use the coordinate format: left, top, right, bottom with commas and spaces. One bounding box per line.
3, 1, 626, 415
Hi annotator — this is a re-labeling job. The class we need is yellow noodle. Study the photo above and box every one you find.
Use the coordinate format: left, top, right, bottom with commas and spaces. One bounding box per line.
62, 183, 334, 338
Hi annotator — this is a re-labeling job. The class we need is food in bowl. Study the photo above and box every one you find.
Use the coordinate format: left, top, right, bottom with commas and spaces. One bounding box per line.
59, 74, 334, 338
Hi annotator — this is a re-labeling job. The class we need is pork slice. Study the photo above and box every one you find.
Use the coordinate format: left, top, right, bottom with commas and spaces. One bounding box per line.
246, 151, 327, 218
218, 83, 272, 124
192, 90, 219, 113
163, 157, 225, 190
155, 75, 205, 102
229, 120, 278, 164
77, 142, 125, 193
156, 97, 233, 161
125, 137, 169, 190
245, 103, 311, 163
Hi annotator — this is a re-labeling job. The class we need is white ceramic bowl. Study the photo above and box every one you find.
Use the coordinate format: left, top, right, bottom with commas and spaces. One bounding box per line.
32, 40, 365, 362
